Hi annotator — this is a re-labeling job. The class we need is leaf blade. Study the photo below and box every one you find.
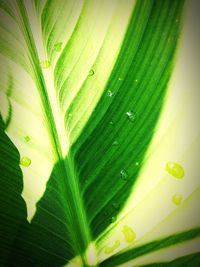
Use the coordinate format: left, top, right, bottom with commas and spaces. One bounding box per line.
99, 227, 200, 267
0, 0, 188, 266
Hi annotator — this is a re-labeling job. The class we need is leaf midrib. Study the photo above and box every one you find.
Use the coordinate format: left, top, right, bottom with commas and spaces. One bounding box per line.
15, 0, 93, 264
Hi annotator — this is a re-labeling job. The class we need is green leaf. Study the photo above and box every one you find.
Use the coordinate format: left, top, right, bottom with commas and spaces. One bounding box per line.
0, 116, 27, 264
99, 227, 200, 266
1, 0, 199, 267
139, 252, 200, 267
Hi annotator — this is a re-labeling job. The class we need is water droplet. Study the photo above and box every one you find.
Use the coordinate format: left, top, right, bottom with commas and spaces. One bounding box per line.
112, 203, 120, 210
109, 121, 114, 125
112, 140, 119, 146
126, 111, 136, 123
120, 169, 128, 181
104, 240, 120, 254
172, 194, 183, 206
110, 216, 117, 223
118, 77, 123, 81
54, 42, 62, 52
24, 136, 30, 142
40, 60, 50, 69
135, 79, 138, 83
122, 225, 136, 243
88, 69, 94, 76
20, 156, 31, 167
165, 162, 184, 179
135, 161, 139, 166
107, 90, 114, 97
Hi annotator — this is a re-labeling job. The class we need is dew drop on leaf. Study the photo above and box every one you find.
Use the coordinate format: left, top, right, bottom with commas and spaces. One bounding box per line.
20, 156, 31, 167
112, 140, 119, 146
120, 169, 128, 181
165, 162, 184, 179
172, 194, 183, 205
53, 42, 62, 52
109, 121, 114, 125
118, 77, 123, 81
126, 111, 136, 123
110, 216, 117, 223
107, 90, 114, 97
135, 79, 138, 83
40, 60, 50, 69
135, 161, 139, 166
104, 240, 120, 254
122, 225, 136, 243
88, 69, 94, 76
24, 136, 30, 142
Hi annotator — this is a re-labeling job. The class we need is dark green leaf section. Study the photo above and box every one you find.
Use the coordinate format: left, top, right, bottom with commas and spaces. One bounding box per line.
0, 76, 75, 266
139, 252, 200, 267
8, 161, 75, 267
0, 116, 27, 266
73, 0, 185, 239
100, 227, 200, 267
